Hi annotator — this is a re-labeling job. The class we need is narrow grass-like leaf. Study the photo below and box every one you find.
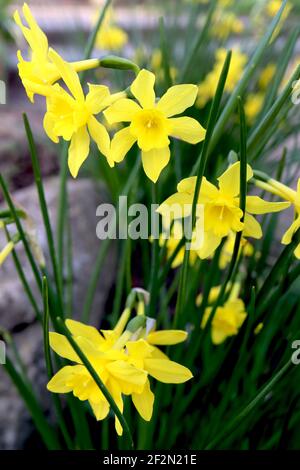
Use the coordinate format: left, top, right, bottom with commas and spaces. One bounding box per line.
42, 277, 74, 449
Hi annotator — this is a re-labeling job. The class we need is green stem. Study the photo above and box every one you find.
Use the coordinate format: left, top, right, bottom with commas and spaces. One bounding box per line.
148, 183, 160, 317
23, 114, 64, 314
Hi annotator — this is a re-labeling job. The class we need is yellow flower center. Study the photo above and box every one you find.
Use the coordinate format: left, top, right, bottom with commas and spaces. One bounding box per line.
130, 109, 170, 151
205, 193, 244, 237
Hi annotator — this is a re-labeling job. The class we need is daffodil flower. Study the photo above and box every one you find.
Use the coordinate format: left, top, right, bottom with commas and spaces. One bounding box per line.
14, 3, 100, 102
34, 48, 114, 178
104, 69, 206, 182
202, 297, 247, 345
47, 314, 192, 435
158, 162, 290, 259
256, 177, 300, 258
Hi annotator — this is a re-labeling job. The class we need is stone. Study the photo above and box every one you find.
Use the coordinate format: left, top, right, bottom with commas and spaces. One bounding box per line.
0, 176, 116, 448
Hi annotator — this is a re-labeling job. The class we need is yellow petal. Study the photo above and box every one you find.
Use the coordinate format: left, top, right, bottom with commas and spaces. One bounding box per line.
130, 69, 156, 109
48, 48, 84, 101
157, 84, 198, 117
47, 365, 84, 393
282, 215, 300, 245
141, 147, 170, 183
157, 192, 193, 219
211, 328, 228, 345
168, 116, 206, 144
106, 360, 147, 387
294, 243, 300, 259
88, 116, 110, 157
147, 330, 188, 345
49, 332, 81, 363
177, 176, 196, 194
89, 399, 110, 421
86, 84, 110, 114
246, 196, 290, 214
43, 113, 59, 143
109, 127, 136, 164
132, 380, 154, 421
104, 98, 141, 124
218, 162, 253, 197
243, 213, 262, 239
65, 319, 104, 345
197, 231, 222, 259
68, 126, 90, 178
144, 358, 193, 383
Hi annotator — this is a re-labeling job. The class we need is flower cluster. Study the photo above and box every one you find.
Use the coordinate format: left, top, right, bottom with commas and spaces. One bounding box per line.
47, 311, 192, 435
14, 3, 206, 182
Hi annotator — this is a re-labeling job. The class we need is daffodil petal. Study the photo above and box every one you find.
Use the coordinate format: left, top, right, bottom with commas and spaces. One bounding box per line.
89, 399, 110, 421
86, 84, 110, 114
106, 360, 147, 387
157, 84, 198, 117
68, 126, 90, 178
104, 98, 141, 124
246, 196, 290, 214
132, 380, 154, 421
243, 213, 262, 239
49, 332, 81, 363
65, 319, 104, 345
141, 147, 170, 183
130, 69, 156, 108
168, 117, 206, 144
147, 330, 188, 345
48, 48, 84, 101
282, 215, 300, 245
157, 192, 193, 219
43, 113, 59, 143
218, 162, 253, 197
197, 232, 222, 259
144, 358, 193, 383
88, 116, 110, 157
47, 365, 85, 393
109, 127, 136, 164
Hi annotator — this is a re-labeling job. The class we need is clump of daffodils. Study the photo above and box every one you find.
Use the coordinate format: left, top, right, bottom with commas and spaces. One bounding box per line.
47, 308, 192, 435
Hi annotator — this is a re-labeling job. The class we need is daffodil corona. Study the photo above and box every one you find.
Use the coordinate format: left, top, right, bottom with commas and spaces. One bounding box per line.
104, 69, 206, 182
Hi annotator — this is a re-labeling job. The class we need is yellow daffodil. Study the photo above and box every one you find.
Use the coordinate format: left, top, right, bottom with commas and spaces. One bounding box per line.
202, 297, 247, 345
201, 284, 247, 345
14, 3, 100, 102
158, 162, 290, 259
104, 69, 206, 182
197, 49, 247, 108
34, 48, 115, 178
255, 177, 300, 258
47, 313, 192, 435
95, 6, 128, 52
245, 93, 264, 125
96, 26, 128, 51
196, 282, 236, 307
